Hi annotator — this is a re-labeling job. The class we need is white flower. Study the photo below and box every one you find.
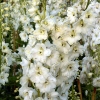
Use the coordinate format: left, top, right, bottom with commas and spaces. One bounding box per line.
23, 25, 34, 34
41, 17, 56, 30
68, 43, 84, 59
1, 64, 10, 73
74, 19, 91, 34
20, 75, 30, 86
33, 27, 48, 40
59, 53, 69, 67
44, 91, 59, 100
81, 9, 96, 24
61, 61, 79, 78
17, 47, 25, 56
80, 71, 87, 84
0, 72, 9, 85
34, 15, 41, 22
19, 86, 37, 100
81, 57, 94, 72
29, 62, 49, 83
19, 31, 28, 42
32, 43, 51, 62
67, 7, 78, 23
53, 38, 70, 54
4, 54, 13, 66
36, 75, 56, 93
93, 77, 100, 87
46, 48, 60, 67
53, 21, 67, 38
65, 29, 81, 45
28, 35, 36, 46
20, 57, 30, 67
20, 15, 30, 24
2, 41, 11, 53
25, 45, 33, 60
20, 57, 30, 75
59, 92, 68, 100
60, 78, 74, 93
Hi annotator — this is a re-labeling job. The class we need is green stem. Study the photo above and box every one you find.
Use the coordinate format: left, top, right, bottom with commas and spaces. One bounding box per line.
85, 0, 90, 10
42, 0, 46, 19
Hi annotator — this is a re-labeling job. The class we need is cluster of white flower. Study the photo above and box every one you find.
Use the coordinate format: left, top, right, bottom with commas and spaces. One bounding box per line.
1, 0, 100, 100
0, 2, 17, 86
80, 1, 100, 87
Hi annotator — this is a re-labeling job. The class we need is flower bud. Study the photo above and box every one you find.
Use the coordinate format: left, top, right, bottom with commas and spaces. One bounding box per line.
5, 27, 10, 31
4, 7, 9, 11
88, 73, 93, 78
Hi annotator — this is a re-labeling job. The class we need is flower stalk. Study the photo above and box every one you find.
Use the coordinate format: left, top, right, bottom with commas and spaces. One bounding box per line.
42, 0, 46, 19
92, 87, 96, 100
77, 79, 82, 100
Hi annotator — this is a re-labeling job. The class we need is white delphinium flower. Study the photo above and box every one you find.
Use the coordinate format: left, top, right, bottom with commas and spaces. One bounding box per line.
4, 54, 13, 66
88, 1, 100, 14
2, 41, 11, 53
0, 72, 9, 85
68, 43, 84, 59
23, 25, 34, 34
59, 91, 68, 100
81, 57, 95, 73
80, 56, 96, 84
81, 9, 97, 24
61, 77, 74, 93
74, 18, 90, 34
53, 38, 70, 54
28, 35, 36, 46
53, 21, 67, 38
67, 6, 78, 23
19, 86, 37, 100
59, 53, 69, 68
93, 77, 100, 87
44, 91, 59, 100
19, 31, 28, 42
32, 43, 51, 63
1, 64, 10, 73
20, 15, 30, 24
20, 57, 30, 75
41, 17, 56, 30
34, 15, 41, 23
90, 25, 100, 45
17, 47, 25, 57
65, 28, 81, 45
46, 47, 60, 67
56, 70, 67, 86
25, 45, 33, 60
29, 62, 49, 84
61, 61, 79, 78
28, 6, 38, 15
28, 0, 40, 19
36, 75, 56, 93
33, 27, 48, 40
20, 75, 30, 86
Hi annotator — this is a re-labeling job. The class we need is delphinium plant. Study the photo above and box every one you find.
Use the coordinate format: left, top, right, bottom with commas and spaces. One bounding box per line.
0, 0, 100, 100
